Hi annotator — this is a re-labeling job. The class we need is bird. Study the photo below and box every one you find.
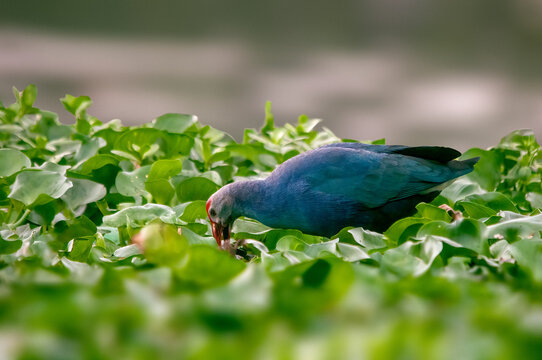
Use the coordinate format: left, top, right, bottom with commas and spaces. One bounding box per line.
206, 142, 479, 247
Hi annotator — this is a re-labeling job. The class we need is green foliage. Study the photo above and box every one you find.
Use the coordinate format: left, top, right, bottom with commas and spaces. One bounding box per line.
1, 85, 542, 359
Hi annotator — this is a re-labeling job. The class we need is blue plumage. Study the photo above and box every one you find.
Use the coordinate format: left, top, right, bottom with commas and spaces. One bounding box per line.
206, 143, 478, 244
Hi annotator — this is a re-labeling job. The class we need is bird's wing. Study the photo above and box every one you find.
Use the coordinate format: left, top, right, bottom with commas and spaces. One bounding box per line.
292, 147, 460, 209
322, 143, 461, 163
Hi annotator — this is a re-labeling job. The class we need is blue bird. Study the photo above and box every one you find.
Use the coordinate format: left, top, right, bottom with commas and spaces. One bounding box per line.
206, 143, 478, 246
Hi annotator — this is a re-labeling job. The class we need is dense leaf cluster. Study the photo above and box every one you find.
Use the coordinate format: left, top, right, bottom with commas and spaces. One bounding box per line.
1, 85, 541, 360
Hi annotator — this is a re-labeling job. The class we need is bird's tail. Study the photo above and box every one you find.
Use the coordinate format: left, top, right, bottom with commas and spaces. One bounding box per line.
448, 157, 480, 174
420, 157, 480, 195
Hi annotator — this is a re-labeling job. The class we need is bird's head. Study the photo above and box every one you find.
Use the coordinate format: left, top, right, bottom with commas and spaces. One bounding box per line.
206, 185, 235, 247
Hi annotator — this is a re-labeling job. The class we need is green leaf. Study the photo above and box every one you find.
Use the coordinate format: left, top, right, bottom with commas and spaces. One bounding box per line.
54, 216, 97, 246
114, 128, 193, 161
462, 192, 518, 213
115, 166, 151, 198
510, 239, 542, 282
456, 201, 496, 219
272, 258, 354, 316
335, 227, 386, 250
0, 238, 22, 254
384, 217, 431, 246
68, 236, 95, 262
153, 113, 198, 134
418, 219, 487, 255
145, 159, 182, 204
136, 223, 188, 267
176, 177, 220, 202
232, 218, 273, 240
439, 177, 485, 203
461, 148, 501, 191
21, 84, 37, 109
176, 245, 245, 288
380, 237, 443, 277
178, 201, 208, 222
499, 129, 539, 151
261, 101, 274, 135
416, 203, 452, 222
61, 94, 92, 118
102, 203, 178, 228
78, 154, 120, 174
61, 178, 106, 211
526, 192, 542, 210
180, 226, 215, 246
0, 149, 31, 177
486, 213, 542, 242
9, 170, 73, 206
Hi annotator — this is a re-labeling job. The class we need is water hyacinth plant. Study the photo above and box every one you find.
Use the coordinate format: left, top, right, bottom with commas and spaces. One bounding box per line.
0, 85, 541, 359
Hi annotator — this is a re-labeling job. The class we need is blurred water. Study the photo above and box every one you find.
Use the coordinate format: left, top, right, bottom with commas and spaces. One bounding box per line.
1, 3, 542, 150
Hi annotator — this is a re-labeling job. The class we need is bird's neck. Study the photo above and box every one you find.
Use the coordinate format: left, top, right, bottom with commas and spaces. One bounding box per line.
229, 179, 272, 221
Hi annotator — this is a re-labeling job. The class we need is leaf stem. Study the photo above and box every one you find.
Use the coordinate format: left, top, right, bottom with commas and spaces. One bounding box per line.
11, 209, 31, 228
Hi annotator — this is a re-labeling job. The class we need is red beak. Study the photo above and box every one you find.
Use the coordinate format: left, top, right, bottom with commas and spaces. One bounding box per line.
211, 221, 231, 247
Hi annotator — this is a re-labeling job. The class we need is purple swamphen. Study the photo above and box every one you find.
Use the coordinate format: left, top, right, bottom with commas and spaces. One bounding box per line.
206, 142, 479, 246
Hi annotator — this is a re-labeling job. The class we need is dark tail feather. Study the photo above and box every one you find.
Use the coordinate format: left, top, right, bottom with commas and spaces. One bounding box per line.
447, 157, 479, 174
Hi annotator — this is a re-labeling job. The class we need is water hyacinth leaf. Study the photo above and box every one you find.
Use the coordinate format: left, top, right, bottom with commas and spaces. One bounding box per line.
145, 159, 182, 204
39, 162, 70, 175
148, 159, 183, 179
384, 217, 431, 246
73, 137, 105, 167
336, 242, 370, 261
0, 237, 22, 254
179, 201, 207, 222
232, 218, 272, 240
134, 223, 188, 267
486, 213, 542, 242
153, 113, 198, 134
146, 179, 175, 205
499, 129, 539, 151
115, 166, 151, 198
510, 239, 542, 282
418, 219, 487, 255
68, 236, 95, 262
462, 192, 518, 213
179, 226, 215, 246
9, 170, 73, 206
272, 258, 354, 316
114, 128, 193, 160
78, 154, 120, 174
176, 177, 220, 202
54, 216, 97, 246
415, 203, 452, 222
439, 177, 485, 204
0, 149, 31, 177
29, 201, 61, 226
346, 227, 386, 250
21, 84, 37, 109
61, 94, 92, 118
62, 178, 106, 211
461, 148, 501, 191
176, 245, 245, 288
102, 203, 178, 228
276, 235, 307, 252
456, 201, 496, 219
526, 192, 542, 210
33, 110, 71, 140
114, 244, 142, 259
380, 237, 442, 277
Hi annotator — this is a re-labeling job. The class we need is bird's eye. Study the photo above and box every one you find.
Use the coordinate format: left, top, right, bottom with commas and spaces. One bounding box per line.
210, 209, 216, 217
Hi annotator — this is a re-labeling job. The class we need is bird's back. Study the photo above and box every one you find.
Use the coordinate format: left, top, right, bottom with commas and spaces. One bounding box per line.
259, 143, 478, 236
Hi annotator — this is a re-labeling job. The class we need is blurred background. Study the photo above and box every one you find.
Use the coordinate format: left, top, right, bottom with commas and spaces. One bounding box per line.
1, 0, 541, 150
